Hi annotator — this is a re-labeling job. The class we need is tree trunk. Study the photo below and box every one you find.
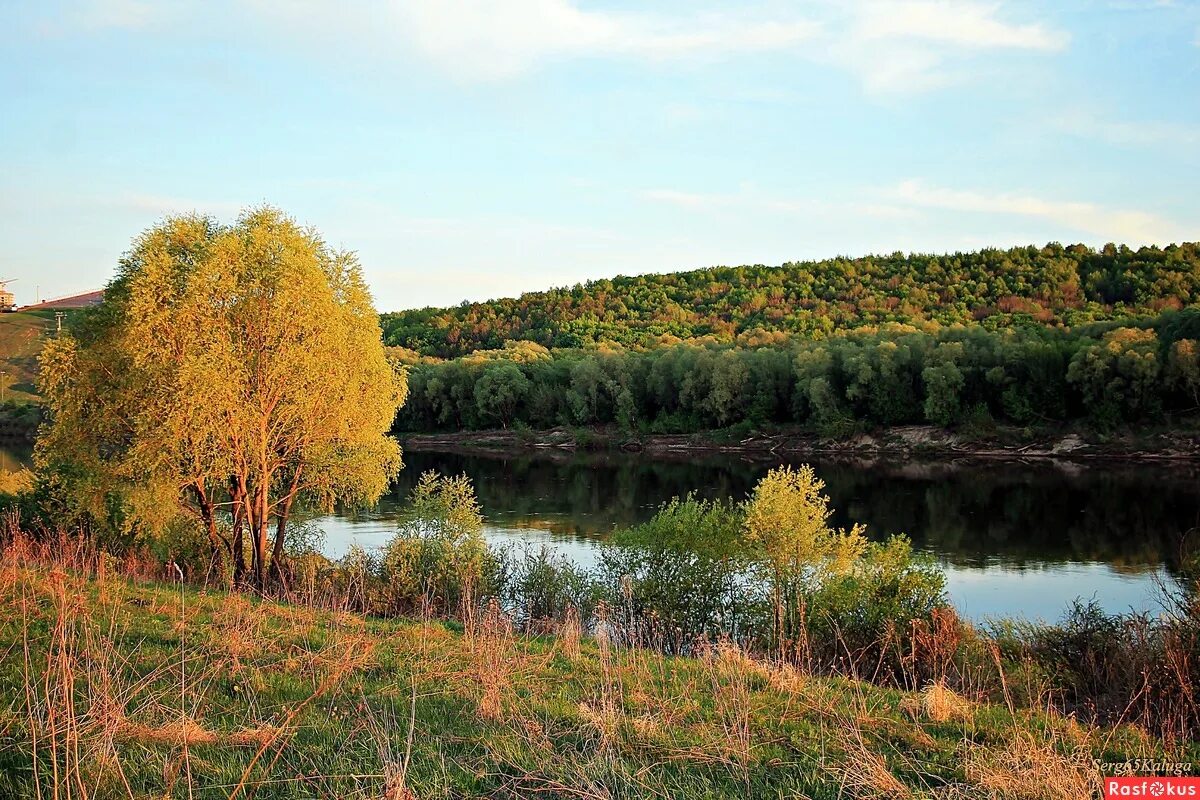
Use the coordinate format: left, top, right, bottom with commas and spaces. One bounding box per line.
269, 508, 290, 594
246, 479, 269, 589
193, 483, 232, 585
268, 469, 303, 593
230, 477, 248, 585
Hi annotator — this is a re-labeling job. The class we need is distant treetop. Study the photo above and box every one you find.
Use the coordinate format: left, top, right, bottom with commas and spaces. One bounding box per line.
380, 242, 1200, 357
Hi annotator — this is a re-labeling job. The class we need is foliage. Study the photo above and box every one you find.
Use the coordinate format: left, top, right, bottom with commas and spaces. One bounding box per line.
36, 208, 406, 587
397, 311, 1200, 436
504, 545, 596, 628
378, 471, 491, 615
1066, 327, 1162, 428
805, 536, 947, 676
742, 466, 868, 657
382, 242, 1200, 357
601, 496, 752, 647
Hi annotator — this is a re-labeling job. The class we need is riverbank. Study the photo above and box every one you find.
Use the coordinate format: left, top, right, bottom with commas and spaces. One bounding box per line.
1, 560, 1177, 799
398, 423, 1200, 463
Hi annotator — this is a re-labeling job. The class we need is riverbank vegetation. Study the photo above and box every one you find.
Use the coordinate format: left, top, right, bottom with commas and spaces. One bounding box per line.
3, 530, 1151, 800
2, 462, 1198, 798
396, 309, 1200, 437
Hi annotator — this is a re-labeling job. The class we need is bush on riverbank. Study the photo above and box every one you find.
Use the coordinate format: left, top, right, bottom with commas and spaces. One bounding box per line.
990, 596, 1200, 742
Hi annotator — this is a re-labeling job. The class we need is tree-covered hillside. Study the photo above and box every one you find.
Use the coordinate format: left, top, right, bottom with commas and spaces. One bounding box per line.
381, 242, 1200, 356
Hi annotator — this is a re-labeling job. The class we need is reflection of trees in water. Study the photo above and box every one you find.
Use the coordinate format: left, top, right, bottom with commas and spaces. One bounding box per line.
395, 449, 1198, 571
0, 445, 32, 475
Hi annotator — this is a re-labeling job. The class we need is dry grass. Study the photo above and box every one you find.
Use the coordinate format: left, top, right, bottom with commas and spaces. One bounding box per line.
472, 598, 515, 722
962, 727, 1102, 800
831, 727, 913, 799
111, 718, 279, 747
0, 533, 1189, 800
558, 603, 582, 661
900, 681, 972, 724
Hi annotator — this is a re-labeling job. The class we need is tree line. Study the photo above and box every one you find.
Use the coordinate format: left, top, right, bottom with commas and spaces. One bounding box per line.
396, 310, 1200, 435
381, 242, 1200, 357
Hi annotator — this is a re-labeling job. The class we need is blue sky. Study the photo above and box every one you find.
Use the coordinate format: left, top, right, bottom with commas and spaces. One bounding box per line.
1, 0, 1198, 311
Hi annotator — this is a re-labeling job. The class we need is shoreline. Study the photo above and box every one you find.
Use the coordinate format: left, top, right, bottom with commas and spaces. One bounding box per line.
397, 424, 1200, 463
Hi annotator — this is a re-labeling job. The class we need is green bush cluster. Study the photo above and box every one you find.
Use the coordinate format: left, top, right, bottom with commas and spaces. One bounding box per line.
352, 469, 948, 678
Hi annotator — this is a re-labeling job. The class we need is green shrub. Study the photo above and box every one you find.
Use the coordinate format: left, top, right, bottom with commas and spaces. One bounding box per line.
377, 471, 491, 616
601, 495, 754, 649
506, 545, 597, 629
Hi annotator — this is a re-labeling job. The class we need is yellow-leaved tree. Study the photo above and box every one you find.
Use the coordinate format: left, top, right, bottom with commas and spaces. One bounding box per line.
742, 465, 867, 660
38, 208, 406, 588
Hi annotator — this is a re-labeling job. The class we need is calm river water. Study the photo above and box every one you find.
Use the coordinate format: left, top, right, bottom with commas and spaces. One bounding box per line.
308, 447, 1197, 623
4, 442, 1192, 622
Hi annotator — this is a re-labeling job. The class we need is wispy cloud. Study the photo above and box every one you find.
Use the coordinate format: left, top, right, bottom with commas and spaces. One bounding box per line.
61, 0, 168, 31
885, 179, 1189, 244
854, 1, 1062, 50
46, 0, 1069, 94
1052, 111, 1200, 148
823, 1, 1068, 94
641, 185, 920, 221
391, 0, 1068, 90
249, 0, 817, 82
1108, 0, 1176, 9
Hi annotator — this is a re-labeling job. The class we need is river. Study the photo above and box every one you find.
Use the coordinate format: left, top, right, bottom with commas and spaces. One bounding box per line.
4, 442, 1190, 622
308, 447, 1196, 623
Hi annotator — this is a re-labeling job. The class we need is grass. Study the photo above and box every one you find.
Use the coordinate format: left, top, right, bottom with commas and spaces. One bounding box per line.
0, 551, 1191, 799
0, 310, 57, 406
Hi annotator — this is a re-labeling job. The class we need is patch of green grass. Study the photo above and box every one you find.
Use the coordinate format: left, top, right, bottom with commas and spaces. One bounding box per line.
0, 565, 1188, 799
0, 311, 56, 405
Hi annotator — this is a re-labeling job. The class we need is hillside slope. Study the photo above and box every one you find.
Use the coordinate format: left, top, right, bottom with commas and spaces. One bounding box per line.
0, 310, 56, 404
381, 242, 1200, 356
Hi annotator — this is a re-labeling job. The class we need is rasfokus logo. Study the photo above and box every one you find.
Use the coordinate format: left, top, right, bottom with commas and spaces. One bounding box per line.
1105, 778, 1200, 797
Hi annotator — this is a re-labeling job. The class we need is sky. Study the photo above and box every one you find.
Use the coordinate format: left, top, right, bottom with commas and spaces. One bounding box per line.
1, 0, 1198, 311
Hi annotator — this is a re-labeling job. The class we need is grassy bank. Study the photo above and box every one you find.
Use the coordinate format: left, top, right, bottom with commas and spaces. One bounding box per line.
0, 546, 1189, 799
0, 311, 56, 406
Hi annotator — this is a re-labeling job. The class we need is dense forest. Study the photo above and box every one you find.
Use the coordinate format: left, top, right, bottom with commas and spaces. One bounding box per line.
395, 310, 1200, 435
381, 242, 1200, 357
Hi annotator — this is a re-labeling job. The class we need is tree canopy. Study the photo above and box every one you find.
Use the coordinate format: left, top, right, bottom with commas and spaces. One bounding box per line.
38, 208, 406, 586
381, 242, 1200, 357
396, 310, 1200, 436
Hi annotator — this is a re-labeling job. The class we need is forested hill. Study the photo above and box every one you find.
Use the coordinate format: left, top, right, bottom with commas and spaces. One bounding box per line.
381, 242, 1200, 357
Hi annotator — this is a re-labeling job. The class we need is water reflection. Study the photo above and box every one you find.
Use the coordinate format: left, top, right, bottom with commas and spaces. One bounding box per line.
0, 440, 1188, 621
375, 449, 1198, 568
312, 447, 1196, 621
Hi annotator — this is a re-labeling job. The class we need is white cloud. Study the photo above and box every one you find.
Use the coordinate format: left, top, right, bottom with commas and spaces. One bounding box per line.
1107, 1, 1177, 9
236, 0, 1066, 92
641, 185, 921, 221
855, 1, 1063, 50
50, 0, 1069, 94
65, 0, 167, 31
823, 1, 1069, 94
641, 188, 724, 211
254, 0, 817, 82
886, 179, 1189, 244
1053, 112, 1200, 148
